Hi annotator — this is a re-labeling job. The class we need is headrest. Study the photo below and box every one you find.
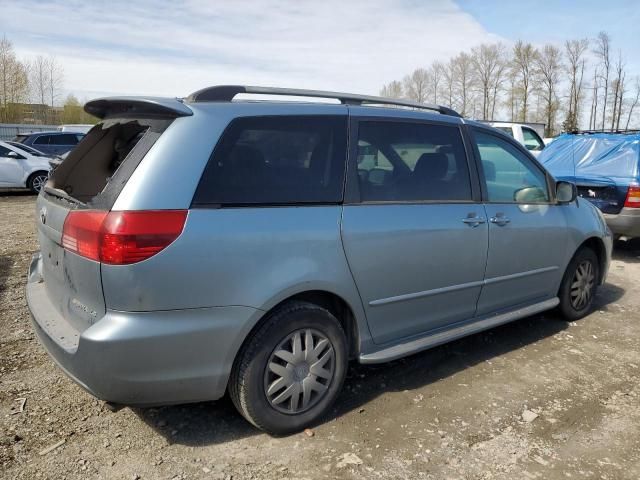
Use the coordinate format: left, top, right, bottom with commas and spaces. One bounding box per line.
414, 152, 449, 180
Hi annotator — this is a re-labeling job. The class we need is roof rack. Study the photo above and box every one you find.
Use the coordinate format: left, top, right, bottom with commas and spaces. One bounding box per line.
569, 129, 640, 135
186, 85, 461, 118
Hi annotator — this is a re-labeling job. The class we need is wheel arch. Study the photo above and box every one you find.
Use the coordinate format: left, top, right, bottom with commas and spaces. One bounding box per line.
244, 288, 364, 361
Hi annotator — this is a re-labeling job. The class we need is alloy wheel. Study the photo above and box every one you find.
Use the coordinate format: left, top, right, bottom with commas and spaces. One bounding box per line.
32, 174, 48, 192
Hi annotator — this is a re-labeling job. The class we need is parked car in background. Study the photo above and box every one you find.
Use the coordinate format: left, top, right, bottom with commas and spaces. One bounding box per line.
58, 124, 94, 134
14, 131, 85, 156
485, 121, 546, 157
0, 140, 51, 192
27, 86, 611, 435
539, 131, 640, 239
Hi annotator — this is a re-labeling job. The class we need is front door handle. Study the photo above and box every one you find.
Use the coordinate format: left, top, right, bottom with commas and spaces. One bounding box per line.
490, 214, 510, 226
462, 215, 486, 227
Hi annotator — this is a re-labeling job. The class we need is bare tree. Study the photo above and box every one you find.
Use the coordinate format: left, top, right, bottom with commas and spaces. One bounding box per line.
589, 67, 599, 130
380, 80, 403, 99
441, 59, 455, 109
471, 43, 507, 120
47, 56, 63, 108
451, 52, 475, 117
429, 61, 444, 104
0, 37, 28, 104
511, 41, 538, 122
30, 56, 49, 105
564, 38, 589, 131
594, 31, 611, 129
625, 77, 640, 130
535, 44, 562, 136
610, 51, 625, 130
402, 68, 430, 103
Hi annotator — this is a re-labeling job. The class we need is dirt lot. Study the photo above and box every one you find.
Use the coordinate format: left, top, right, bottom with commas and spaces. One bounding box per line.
1, 191, 639, 480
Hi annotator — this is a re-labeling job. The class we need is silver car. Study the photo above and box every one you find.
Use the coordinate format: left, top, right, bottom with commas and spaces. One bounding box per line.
27, 86, 612, 434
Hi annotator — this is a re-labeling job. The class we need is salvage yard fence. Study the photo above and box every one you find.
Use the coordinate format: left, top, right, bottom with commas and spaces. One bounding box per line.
0, 124, 59, 141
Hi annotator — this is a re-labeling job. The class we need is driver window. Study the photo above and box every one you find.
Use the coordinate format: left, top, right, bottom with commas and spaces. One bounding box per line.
0, 146, 12, 157
474, 130, 549, 203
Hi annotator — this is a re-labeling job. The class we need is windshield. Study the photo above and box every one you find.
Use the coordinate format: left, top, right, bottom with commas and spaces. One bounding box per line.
7, 141, 46, 156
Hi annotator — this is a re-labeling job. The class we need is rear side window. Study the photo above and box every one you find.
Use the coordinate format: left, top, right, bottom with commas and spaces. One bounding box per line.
34, 135, 51, 145
356, 121, 472, 202
51, 134, 80, 146
194, 116, 347, 206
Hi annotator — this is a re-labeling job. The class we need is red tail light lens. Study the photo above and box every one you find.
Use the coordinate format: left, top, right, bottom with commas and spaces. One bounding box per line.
624, 186, 640, 208
62, 210, 187, 264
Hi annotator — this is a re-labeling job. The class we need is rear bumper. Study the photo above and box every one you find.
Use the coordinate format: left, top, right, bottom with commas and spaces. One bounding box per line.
603, 207, 640, 238
26, 254, 262, 406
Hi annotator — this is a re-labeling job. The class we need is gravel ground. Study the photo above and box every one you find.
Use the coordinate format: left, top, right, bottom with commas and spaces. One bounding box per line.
1, 190, 639, 480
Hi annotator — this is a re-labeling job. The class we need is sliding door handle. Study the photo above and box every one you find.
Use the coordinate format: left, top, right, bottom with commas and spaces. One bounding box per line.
490, 215, 511, 226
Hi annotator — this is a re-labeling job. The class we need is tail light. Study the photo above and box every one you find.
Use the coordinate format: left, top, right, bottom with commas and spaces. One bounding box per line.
62, 210, 187, 264
624, 186, 640, 208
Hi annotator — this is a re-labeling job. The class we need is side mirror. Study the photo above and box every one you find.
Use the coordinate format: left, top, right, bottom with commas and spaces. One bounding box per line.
6, 151, 21, 159
514, 186, 548, 203
556, 181, 577, 203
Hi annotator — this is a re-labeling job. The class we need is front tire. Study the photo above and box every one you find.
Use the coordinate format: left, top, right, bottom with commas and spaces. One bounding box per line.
558, 247, 599, 321
27, 171, 49, 194
229, 301, 348, 435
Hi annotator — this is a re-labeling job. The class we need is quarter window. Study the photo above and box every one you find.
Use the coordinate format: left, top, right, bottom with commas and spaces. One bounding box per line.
356, 121, 472, 202
34, 135, 51, 145
474, 130, 549, 203
193, 116, 347, 205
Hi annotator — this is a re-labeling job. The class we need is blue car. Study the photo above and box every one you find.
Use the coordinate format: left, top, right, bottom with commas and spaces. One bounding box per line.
539, 132, 640, 239
14, 131, 85, 156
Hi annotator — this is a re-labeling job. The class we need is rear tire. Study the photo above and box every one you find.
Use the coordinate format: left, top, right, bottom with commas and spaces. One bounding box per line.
558, 247, 599, 321
27, 171, 49, 194
229, 301, 348, 435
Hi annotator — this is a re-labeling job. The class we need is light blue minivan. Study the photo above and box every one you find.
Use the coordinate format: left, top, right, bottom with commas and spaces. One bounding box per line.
27, 86, 612, 434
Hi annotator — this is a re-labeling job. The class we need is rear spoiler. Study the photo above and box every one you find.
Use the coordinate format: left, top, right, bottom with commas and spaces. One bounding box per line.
84, 97, 193, 119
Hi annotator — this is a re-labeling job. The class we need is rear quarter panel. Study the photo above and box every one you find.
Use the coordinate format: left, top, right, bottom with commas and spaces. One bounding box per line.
100, 206, 371, 346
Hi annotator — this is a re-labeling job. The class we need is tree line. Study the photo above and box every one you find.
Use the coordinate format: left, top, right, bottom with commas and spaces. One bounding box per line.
380, 32, 640, 136
0, 35, 94, 124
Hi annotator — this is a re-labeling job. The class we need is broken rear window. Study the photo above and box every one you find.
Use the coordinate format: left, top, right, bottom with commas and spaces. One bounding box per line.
48, 118, 172, 207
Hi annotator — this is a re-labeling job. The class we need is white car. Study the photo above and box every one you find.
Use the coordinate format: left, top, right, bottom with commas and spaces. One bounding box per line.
0, 140, 52, 193
487, 122, 546, 158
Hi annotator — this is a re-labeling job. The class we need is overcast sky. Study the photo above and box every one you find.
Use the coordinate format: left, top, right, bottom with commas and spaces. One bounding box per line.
1, 0, 638, 102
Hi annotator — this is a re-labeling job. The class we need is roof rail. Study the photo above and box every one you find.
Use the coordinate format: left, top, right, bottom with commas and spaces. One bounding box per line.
569, 128, 640, 135
186, 85, 461, 118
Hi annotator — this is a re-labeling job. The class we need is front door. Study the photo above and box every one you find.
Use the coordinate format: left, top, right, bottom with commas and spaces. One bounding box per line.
341, 118, 488, 345
0, 145, 25, 187
471, 128, 568, 315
